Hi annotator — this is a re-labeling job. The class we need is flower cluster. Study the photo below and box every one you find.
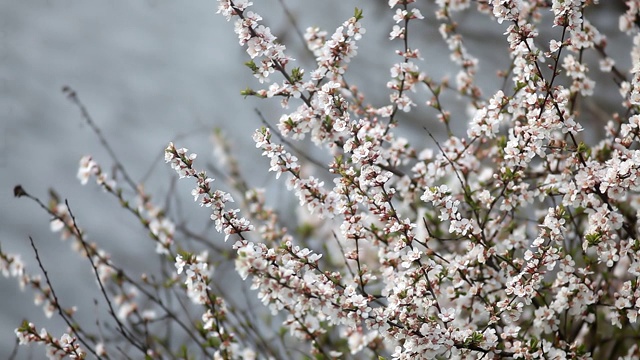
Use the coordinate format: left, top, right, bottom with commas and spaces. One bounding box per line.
77, 155, 116, 189
217, 0, 291, 84
15, 323, 86, 360
175, 251, 212, 305
165, 142, 254, 241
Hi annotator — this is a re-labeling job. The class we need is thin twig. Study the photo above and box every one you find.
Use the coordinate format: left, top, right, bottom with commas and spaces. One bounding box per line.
28, 236, 101, 359
63, 199, 149, 355
62, 86, 139, 193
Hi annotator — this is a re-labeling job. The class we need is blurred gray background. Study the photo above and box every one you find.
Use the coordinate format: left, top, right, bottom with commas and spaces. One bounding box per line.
0, 0, 631, 358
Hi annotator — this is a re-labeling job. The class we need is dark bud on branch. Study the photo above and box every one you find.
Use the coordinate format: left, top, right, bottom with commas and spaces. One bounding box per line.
13, 185, 27, 198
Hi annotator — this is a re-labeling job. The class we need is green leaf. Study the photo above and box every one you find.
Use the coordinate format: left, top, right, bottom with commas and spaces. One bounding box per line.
354, 7, 364, 21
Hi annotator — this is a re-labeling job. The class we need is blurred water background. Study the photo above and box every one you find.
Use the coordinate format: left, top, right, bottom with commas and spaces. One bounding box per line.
0, 0, 632, 358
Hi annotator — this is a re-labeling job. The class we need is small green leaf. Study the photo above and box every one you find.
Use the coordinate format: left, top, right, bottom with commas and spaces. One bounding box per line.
354, 7, 364, 21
